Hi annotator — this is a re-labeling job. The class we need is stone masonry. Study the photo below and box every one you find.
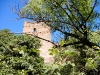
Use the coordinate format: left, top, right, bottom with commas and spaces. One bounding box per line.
23, 21, 53, 63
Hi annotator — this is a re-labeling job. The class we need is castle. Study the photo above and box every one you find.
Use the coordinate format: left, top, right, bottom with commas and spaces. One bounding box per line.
23, 21, 53, 63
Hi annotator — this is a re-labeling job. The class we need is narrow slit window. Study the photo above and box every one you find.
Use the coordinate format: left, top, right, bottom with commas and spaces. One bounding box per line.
33, 28, 36, 32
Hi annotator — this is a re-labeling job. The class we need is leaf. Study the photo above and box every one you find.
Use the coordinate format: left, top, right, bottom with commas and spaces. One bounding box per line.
85, 58, 98, 70
52, 64, 59, 70
60, 40, 65, 46
19, 50, 24, 55
57, 72, 61, 75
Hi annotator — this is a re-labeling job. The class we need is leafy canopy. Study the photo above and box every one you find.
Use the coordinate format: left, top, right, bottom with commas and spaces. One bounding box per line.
19, 0, 100, 48
0, 29, 45, 75
11, 0, 100, 74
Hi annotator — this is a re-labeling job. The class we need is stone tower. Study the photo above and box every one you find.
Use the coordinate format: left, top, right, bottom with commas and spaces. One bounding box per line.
23, 21, 53, 63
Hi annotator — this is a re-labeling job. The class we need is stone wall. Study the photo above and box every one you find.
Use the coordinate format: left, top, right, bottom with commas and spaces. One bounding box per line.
23, 21, 53, 63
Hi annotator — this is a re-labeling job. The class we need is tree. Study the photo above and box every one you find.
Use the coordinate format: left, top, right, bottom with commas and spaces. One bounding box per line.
11, 0, 100, 74
14, 0, 100, 48
49, 31, 100, 75
0, 29, 45, 75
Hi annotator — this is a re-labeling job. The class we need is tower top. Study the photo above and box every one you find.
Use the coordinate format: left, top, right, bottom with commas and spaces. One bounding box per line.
23, 21, 51, 39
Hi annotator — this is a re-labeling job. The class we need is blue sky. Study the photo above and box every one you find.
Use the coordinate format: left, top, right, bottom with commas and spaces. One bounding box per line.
0, 0, 25, 33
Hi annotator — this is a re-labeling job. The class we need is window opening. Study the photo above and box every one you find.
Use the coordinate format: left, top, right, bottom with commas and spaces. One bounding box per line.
33, 28, 36, 32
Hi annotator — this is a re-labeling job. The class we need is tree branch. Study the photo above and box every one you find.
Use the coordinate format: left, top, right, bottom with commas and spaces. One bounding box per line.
85, 0, 97, 22
10, 32, 57, 47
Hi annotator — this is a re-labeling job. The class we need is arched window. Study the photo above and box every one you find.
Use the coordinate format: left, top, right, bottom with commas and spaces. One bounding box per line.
33, 28, 36, 32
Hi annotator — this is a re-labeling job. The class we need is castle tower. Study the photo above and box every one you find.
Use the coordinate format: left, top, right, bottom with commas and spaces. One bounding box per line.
23, 21, 53, 63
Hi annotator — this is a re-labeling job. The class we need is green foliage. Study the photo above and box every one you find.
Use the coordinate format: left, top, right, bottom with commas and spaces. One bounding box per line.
0, 29, 45, 75
21, 0, 99, 31
48, 31, 100, 75
13, 0, 100, 75
20, 0, 100, 49
89, 31, 100, 45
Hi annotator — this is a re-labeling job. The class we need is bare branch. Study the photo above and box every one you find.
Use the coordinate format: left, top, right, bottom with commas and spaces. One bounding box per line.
62, 41, 81, 47
42, 21, 80, 40
10, 32, 57, 47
